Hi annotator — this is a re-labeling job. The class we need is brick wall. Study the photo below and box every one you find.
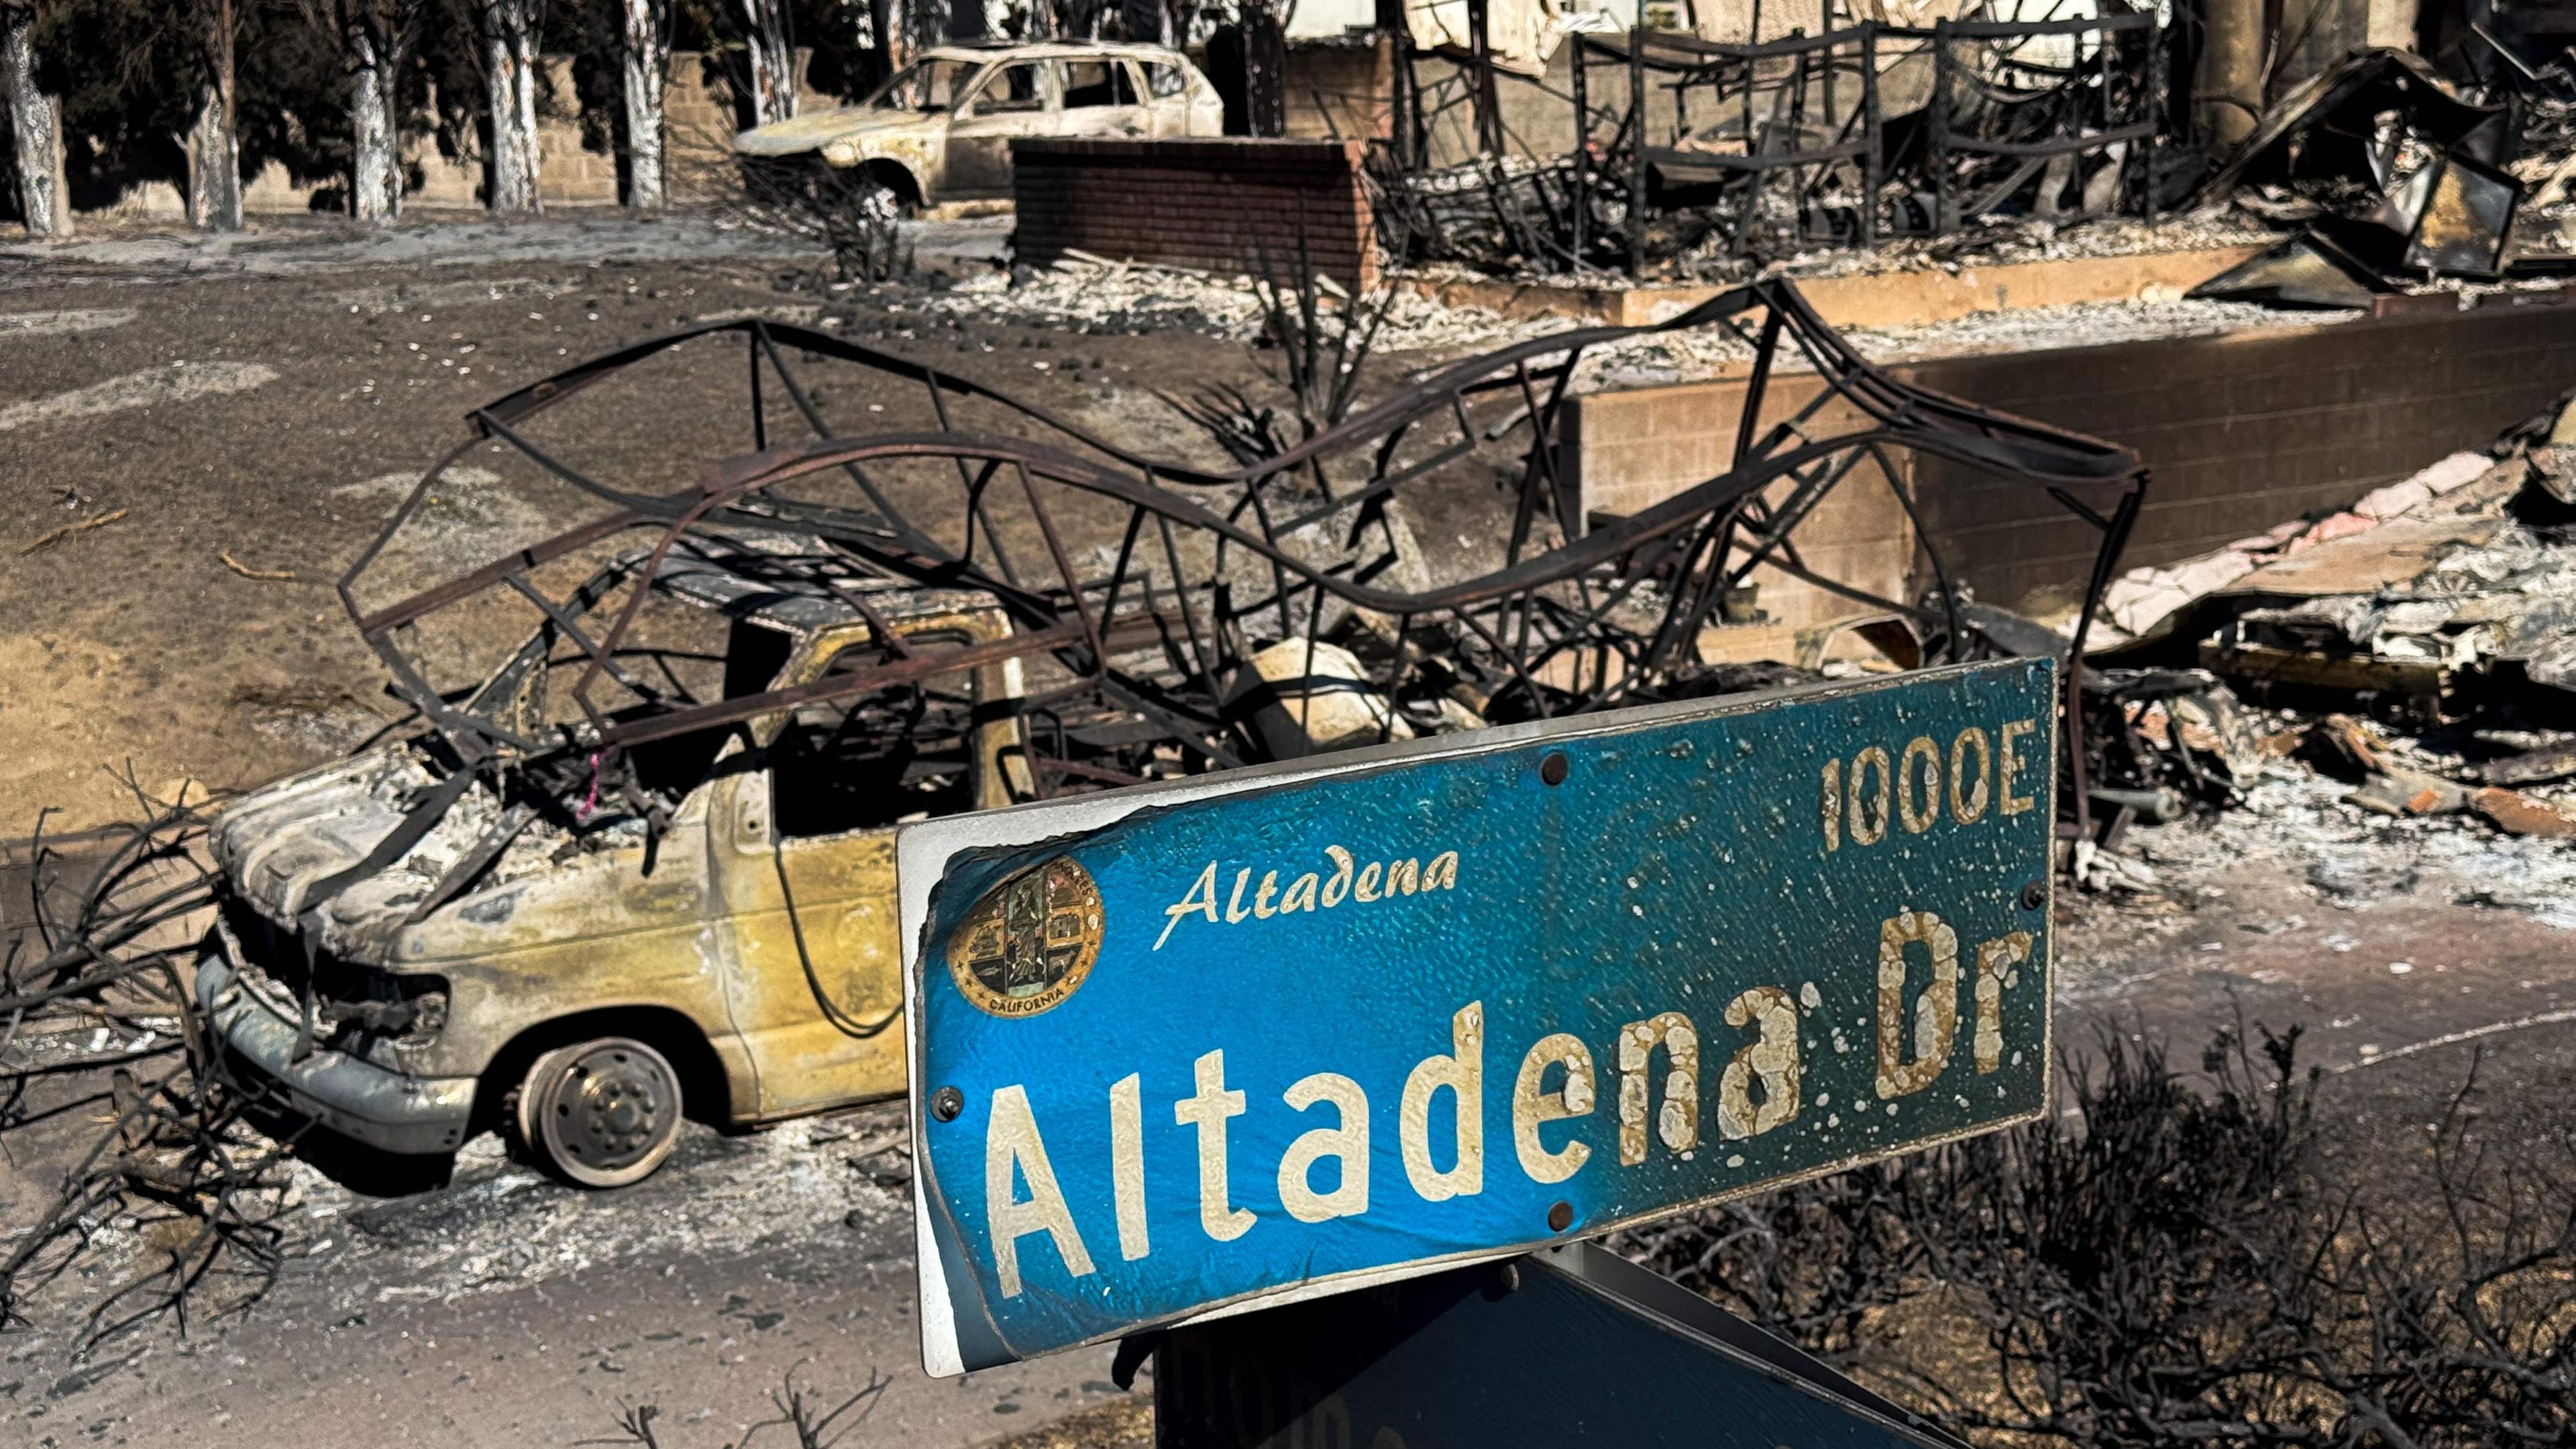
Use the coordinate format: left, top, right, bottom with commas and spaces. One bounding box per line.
1567, 302, 2576, 625
1012, 138, 1377, 287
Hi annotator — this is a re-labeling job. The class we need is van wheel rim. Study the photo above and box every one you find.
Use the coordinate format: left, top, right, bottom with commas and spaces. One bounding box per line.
547, 1044, 676, 1173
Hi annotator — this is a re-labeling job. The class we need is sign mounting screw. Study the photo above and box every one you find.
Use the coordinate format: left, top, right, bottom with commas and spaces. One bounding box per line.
932, 1085, 965, 1122
2019, 877, 2047, 911
1540, 751, 1570, 786
1548, 1201, 1575, 1232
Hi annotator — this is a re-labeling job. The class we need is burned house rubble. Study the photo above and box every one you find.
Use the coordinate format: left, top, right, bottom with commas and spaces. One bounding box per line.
1381, 8, 2173, 276
2071, 383, 2576, 888
2188, 48, 2576, 306
333, 283, 2135, 837
1354, 0, 2576, 303
1391, 7, 2174, 276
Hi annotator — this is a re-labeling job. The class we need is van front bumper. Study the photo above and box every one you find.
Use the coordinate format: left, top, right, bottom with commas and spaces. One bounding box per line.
196, 953, 476, 1156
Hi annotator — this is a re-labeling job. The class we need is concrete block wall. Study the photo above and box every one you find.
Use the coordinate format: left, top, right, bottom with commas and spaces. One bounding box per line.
1012, 138, 1378, 286
1282, 37, 1395, 143
1566, 302, 2576, 627
1567, 373, 1916, 632
1904, 305, 2576, 614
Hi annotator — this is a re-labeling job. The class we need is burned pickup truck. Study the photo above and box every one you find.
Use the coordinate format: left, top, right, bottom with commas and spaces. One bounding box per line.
194, 286, 2142, 1187
199, 560, 1026, 1185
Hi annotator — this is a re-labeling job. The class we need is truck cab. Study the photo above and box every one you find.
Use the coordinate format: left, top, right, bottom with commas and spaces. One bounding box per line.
198, 586, 1025, 1187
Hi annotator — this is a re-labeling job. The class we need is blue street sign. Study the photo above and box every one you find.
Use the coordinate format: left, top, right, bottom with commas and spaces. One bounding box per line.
1155, 1240, 1974, 1448
898, 659, 2056, 1375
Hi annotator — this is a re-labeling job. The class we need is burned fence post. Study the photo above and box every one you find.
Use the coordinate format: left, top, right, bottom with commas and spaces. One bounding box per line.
1466, 0, 1505, 156
2143, 18, 2163, 228
1399, 30, 1427, 169
1244, 0, 1288, 138
1375, 0, 1416, 170
1861, 24, 1880, 248
1931, 19, 1953, 234
1570, 37, 1591, 262
1628, 25, 1649, 277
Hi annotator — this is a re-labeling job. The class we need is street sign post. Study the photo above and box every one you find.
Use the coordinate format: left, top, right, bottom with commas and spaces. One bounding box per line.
898, 659, 2056, 1376
1156, 1240, 1974, 1449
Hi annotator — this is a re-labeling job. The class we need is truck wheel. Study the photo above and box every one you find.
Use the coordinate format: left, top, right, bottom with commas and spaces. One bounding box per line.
516, 1037, 683, 1188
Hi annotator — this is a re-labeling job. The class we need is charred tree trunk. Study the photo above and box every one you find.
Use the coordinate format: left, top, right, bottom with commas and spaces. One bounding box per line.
621, 0, 669, 209
1121, 0, 1171, 46
871, 0, 907, 80
185, 0, 244, 232
1, 2, 68, 239
341, 2, 415, 223
871, 0, 942, 105
1243, 0, 1286, 138
185, 89, 244, 229
349, 24, 400, 221
481, 0, 541, 213
737, 0, 795, 126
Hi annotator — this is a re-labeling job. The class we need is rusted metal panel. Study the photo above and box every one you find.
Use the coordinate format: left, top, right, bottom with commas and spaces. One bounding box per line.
898, 659, 2057, 1373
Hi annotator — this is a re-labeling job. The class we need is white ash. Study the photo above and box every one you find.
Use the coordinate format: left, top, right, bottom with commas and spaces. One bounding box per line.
2121, 767, 2576, 933
1844, 297, 2348, 363
303, 1106, 912, 1315
1746, 211, 2284, 284
928, 258, 2347, 392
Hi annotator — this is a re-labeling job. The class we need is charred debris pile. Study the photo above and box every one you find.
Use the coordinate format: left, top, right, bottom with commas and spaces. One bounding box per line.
1375, 9, 2175, 280
2073, 384, 2576, 889
2189, 49, 2576, 309
1366, 6, 2576, 305
219, 276, 2139, 914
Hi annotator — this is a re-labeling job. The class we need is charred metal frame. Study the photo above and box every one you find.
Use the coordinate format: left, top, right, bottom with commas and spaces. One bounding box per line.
1920, 13, 2162, 233
1371, 52, 1587, 273
1403, 12, 2169, 276
1572, 25, 1886, 274
333, 280, 2143, 906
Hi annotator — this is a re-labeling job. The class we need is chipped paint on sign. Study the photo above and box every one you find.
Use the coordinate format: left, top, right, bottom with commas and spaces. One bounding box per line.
898, 659, 2058, 1374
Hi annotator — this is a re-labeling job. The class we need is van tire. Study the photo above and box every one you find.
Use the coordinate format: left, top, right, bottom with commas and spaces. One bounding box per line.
515, 1036, 684, 1188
